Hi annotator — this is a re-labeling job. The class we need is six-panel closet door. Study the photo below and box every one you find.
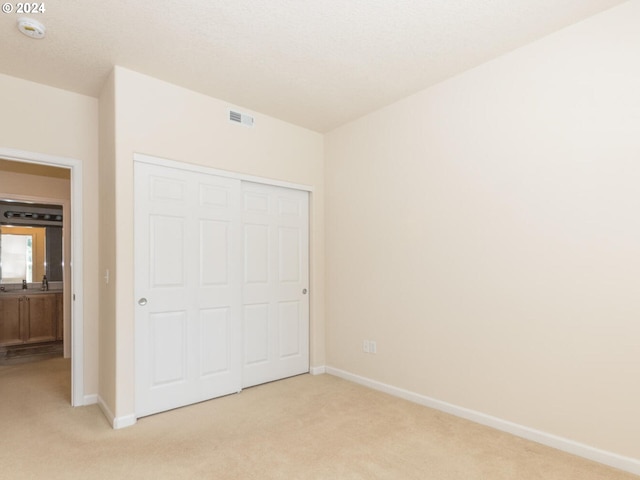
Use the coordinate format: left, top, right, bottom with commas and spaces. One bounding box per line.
241, 182, 309, 388
134, 162, 244, 417
134, 160, 309, 418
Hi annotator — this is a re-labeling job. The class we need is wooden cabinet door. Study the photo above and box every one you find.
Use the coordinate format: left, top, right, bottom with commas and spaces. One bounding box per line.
24, 294, 58, 344
0, 296, 22, 346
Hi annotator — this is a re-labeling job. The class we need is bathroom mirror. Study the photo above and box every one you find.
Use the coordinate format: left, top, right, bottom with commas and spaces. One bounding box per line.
0, 201, 64, 285
0, 226, 63, 284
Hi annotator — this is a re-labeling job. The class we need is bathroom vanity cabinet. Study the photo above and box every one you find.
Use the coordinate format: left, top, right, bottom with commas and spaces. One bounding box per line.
0, 291, 63, 347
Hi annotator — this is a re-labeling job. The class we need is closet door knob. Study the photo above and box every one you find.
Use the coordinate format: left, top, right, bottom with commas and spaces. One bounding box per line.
138, 297, 148, 306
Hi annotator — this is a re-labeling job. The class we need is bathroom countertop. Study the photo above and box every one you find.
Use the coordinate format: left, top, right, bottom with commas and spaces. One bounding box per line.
0, 289, 63, 296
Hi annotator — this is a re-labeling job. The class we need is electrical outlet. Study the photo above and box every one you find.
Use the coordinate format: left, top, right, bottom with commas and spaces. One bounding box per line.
363, 340, 377, 354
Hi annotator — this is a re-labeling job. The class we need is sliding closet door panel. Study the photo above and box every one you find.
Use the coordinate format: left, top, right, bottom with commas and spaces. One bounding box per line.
242, 182, 309, 388
135, 162, 242, 418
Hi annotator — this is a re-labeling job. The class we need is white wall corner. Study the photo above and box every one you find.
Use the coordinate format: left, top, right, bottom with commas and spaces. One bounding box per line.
98, 396, 137, 430
97, 395, 115, 427
325, 367, 640, 477
309, 365, 326, 375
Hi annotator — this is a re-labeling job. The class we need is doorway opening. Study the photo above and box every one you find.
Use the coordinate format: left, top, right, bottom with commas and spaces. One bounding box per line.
0, 199, 66, 364
0, 148, 84, 406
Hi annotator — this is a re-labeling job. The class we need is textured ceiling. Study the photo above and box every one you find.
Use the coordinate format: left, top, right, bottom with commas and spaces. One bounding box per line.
0, 0, 627, 132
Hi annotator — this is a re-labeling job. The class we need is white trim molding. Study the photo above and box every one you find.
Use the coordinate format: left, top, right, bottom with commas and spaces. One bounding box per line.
113, 414, 137, 430
134, 153, 313, 193
309, 366, 326, 375
98, 396, 137, 429
325, 366, 640, 477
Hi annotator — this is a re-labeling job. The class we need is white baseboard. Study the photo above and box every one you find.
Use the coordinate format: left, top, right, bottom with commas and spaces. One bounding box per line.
309, 365, 326, 375
113, 413, 137, 429
83, 393, 98, 405
324, 366, 640, 477
97, 395, 137, 430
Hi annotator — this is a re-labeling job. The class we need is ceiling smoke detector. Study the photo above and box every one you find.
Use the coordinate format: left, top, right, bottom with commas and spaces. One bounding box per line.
17, 18, 46, 39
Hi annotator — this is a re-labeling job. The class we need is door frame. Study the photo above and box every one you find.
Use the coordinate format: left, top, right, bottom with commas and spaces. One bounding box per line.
134, 154, 313, 193
0, 147, 84, 407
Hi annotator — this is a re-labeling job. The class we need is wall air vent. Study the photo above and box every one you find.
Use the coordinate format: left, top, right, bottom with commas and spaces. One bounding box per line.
228, 109, 255, 128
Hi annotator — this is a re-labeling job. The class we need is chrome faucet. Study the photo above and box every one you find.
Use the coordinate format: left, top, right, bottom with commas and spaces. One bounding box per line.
22, 279, 27, 290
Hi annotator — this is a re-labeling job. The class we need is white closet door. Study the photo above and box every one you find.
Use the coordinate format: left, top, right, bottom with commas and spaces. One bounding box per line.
135, 162, 243, 418
241, 182, 310, 388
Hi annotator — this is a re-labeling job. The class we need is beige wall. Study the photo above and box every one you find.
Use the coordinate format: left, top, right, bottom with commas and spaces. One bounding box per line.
98, 71, 117, 411
0, 163, 70, 219
106, 67, 325, 417
0, 74, 99, 396
325, 1, 639, 460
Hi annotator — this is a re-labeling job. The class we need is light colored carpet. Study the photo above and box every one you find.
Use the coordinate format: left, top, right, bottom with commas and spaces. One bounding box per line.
0, 357, 635, 479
